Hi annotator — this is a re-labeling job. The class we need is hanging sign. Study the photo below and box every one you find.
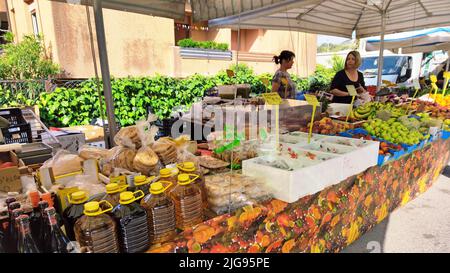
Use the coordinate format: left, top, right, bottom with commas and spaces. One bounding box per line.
304, 94, 319, 144
345, 85, 357, 122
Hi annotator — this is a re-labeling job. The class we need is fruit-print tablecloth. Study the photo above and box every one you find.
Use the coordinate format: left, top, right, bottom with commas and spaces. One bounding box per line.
148, 138, 450, 253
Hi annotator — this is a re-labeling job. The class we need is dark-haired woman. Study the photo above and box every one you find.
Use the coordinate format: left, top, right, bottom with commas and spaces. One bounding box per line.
271, 50, 296, 99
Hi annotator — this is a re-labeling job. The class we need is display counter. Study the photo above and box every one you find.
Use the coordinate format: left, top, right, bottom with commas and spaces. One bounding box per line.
148, 138, 450, 253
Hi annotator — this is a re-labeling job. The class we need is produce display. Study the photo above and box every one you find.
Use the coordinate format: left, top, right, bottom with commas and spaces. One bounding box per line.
429, 94, 450, 107
351, 102, 407, 120
363, 118, 427, 145
299, 117, 348, 135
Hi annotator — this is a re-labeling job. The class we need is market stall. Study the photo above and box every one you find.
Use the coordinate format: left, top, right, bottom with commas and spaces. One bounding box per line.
1, 90, 450, 253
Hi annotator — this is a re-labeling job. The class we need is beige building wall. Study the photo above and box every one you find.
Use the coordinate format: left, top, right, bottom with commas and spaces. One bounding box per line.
5, 0, 316, 79
1, 0, 7, 12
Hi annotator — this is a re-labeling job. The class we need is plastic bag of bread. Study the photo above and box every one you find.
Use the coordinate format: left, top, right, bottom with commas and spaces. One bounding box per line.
109, 146, 136, 171
114, 126, 141, 149
40, 150, 83, 177
152, 137, 177, 166
133, 114, 161, 176
65, 174, 105, 197
79, 145, 109, 160
174, 135, 199, 167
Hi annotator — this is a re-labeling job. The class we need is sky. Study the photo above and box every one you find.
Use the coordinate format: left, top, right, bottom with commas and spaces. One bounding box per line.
317, 35, 351, 45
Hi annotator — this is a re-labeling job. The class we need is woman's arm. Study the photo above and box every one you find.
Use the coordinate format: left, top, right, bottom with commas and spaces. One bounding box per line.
272, 82, 280, 93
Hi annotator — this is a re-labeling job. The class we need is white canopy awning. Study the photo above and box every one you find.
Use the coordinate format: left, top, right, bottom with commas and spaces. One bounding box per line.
209, 0, 450, 39
51, 0, 287, 21
366, 27, 450, 53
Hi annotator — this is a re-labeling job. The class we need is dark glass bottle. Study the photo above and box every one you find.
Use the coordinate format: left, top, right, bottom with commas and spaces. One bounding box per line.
7, 208, 24, 253
5, 202, 22, 253
44, 207, 74, 253
62, 191, 89, 241
28, 191, 42, 247
0, 209, 9, 252
37, 200, 49, 250
112, 191, 149, 253
16, 215, 40, 253
41, 192, 63, 227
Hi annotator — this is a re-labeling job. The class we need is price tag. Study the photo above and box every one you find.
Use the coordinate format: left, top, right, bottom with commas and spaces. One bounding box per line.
226, 69, 235, 78
345, 85, 358, 122
346, 85, 358, 97
443, 72, 450, 96
304, 94, 320, 106
430, 74, 437, 83
262, 92, 283, 105
303, 95, 319, 144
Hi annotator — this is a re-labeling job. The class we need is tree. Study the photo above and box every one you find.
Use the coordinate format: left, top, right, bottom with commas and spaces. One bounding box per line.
330, 55, 345, 73
0, 33, 60, 80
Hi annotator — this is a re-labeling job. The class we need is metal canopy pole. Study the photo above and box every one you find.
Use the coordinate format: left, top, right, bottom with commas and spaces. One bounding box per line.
376, 10, 386, 91
93, 0, 118, 147
446, 50, 450, 72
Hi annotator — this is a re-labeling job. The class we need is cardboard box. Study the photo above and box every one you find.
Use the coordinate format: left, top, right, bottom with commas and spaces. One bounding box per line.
0, 151, 24, 193
60, 125, 104, 143
42, 131, 86, 153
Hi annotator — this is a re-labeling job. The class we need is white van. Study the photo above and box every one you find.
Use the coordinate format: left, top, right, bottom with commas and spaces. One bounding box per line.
360, 52, 422, 87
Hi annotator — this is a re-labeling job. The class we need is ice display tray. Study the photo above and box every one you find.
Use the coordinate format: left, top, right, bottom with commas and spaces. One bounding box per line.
242, 150, 343, 203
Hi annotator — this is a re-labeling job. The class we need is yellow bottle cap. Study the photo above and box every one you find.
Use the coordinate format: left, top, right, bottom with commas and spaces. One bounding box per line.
106, 183, 119, 193
83, 201, 113, 216
134, 175, 146, 183
150, 182, 164, 193
119, 190, 145, 205
120, 191, 134, 203
84, 201, 100, 213
178, 174, 190, 183
159, 168, 172, 177
70, 191, 88, 204
178, 161, 196, 172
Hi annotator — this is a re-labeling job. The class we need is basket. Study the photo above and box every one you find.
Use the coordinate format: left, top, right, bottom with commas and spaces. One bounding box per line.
0, 108, 27, 125
0, 108, 33, 144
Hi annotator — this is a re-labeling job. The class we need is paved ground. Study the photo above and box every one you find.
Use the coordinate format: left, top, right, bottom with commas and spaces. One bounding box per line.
343, 164, 450, 253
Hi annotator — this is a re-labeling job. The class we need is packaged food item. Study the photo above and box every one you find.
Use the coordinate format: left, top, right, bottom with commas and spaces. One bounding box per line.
74, 201, 120, 253
170, 174, 203, 230
112, 191, 149, 253
133, 146, 160, 176
152, 138, 178, 166
177, 162, 207, 208
79, 145, 109, 160
114, 126, 141, 149
65, 174, 106, 197
175, 136, 199, 166
110, 146, 137, 172
40, 150, 83, 177
197, 156, 229, 170
62, 191, 89, 241
141, 182, 176, 244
